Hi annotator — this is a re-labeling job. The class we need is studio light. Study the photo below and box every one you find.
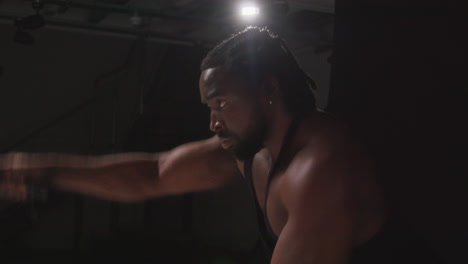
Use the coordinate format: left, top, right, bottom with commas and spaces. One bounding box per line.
241, 6, 260, 17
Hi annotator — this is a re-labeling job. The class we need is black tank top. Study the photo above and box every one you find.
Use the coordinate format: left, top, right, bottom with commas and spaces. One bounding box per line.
244, 156, 277, 263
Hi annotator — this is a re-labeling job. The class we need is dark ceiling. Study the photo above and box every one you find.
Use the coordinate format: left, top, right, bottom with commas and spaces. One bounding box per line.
0, 0, 334, 49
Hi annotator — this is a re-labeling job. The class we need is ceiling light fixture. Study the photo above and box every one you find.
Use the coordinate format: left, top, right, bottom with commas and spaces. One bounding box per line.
241, 6, 260, 17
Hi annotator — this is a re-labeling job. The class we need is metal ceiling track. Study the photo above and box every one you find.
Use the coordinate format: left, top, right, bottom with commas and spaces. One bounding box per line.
27, 0, 225, 25
0, 12, 214, 47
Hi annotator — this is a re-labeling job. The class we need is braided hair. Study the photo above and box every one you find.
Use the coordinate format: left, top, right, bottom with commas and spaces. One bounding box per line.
200, 26, 317, 116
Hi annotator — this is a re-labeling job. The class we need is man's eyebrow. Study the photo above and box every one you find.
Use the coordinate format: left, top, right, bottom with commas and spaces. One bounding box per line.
205, 89, 223, 101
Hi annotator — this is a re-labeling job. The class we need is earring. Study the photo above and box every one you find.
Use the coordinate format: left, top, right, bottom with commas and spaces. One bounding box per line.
269, 100, 273, 105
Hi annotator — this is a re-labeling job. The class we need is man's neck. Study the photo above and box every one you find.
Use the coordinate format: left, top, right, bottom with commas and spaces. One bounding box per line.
263, 110, 294, 164
263, 110, 320, 164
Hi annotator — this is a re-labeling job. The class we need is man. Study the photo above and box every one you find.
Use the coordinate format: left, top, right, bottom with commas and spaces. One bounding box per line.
0, 27, 436, 263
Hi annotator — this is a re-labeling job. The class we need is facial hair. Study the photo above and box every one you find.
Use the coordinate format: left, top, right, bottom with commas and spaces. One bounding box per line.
220, 114, 267, 161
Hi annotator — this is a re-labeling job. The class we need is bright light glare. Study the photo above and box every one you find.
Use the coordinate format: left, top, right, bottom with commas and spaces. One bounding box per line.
241, 6, 259, 16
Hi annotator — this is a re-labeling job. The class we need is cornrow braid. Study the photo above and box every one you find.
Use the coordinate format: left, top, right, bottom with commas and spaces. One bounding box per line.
200, 26, 317, 116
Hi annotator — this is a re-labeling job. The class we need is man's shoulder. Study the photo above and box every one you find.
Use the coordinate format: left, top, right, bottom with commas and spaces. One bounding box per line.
286, 113, 370, 184
280, 140, 363, 209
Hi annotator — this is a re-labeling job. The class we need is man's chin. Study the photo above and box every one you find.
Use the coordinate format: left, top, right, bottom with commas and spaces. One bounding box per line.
231, 143, 263, 161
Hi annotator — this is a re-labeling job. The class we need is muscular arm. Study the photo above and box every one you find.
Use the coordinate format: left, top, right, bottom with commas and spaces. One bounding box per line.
1, 136, 241, 202
271, 152, 357, 264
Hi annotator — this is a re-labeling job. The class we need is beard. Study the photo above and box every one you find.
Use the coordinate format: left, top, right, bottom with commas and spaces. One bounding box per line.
219, 116, 267, 161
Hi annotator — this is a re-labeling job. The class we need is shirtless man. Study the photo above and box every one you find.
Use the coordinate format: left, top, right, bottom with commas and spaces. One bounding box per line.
1, 27, 401, 263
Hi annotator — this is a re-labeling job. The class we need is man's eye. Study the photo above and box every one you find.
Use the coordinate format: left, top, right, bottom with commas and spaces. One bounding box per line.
217, 100, 227, 108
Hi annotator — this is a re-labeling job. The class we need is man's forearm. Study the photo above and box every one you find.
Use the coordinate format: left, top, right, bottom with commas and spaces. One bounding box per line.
50, 160, 159, 202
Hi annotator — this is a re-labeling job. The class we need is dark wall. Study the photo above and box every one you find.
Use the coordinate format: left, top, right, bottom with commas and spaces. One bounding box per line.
329, 1, 466, 263
125, 45, 211, 151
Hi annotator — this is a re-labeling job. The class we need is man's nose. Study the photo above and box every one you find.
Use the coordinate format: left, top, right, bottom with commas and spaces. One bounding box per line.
210, 112, 223, 133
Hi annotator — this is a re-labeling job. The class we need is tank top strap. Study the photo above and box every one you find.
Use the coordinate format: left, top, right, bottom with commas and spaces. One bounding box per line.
243, 155, 276, 262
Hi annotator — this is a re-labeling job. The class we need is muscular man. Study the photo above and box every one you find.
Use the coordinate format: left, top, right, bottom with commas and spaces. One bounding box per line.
0, 27, 437, 263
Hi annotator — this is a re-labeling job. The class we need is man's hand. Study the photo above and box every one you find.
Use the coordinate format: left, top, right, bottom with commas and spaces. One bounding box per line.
0, 153, 49, 202
0, 169, 28, 201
